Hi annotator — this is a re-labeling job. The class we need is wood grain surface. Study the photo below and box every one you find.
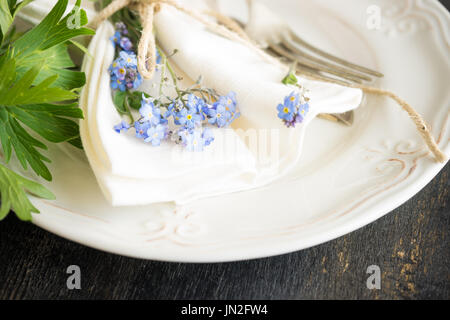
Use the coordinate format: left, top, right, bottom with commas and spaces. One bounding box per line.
0, 163, 448, 300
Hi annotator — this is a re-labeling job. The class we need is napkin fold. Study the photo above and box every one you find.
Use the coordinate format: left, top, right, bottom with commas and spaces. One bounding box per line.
80, 0, 362, 205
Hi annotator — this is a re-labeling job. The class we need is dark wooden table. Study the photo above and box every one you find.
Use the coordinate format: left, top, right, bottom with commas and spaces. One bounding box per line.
0, 162, 448, 300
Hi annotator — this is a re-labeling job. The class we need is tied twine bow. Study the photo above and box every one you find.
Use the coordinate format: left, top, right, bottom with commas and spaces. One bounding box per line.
91, 0, 447, 163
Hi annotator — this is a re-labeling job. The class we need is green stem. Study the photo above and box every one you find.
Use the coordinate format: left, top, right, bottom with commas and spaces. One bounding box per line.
124, 93, 135, 123
159, 51, 166, 96
157, 45, 186, 107
165, 54, 179, 89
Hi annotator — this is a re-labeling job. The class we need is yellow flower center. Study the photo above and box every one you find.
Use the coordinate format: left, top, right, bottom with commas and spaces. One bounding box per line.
283, 107, 289, 114
187, 115, 192, 120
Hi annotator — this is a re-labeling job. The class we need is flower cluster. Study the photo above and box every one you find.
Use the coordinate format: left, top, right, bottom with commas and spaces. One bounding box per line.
109, 22, 240, 151
109, 51, 142, 91
109, 23, 142, 91
115, 91, 239, 151
277, 92, 310, 128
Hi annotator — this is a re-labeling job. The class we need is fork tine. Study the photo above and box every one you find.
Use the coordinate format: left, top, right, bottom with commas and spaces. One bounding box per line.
267, 46, 353, 86
228, 15, 383, 79
270, 43, 365, 84
281, 37, 373, 82
295, 65, 354, 87
290, 31, 384, 78
317, 112, 354, 126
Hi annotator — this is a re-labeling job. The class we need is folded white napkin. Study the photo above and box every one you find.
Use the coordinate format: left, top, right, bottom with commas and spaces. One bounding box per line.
27, 0, 363, 206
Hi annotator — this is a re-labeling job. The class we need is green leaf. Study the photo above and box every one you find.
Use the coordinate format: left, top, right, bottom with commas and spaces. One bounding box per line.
282, 71, 298, 85
10, 0, 34, 18
69, 39, 93, 59
0, 45, 82, 181
128, 91, 146, 110
15, 43, 87, 90
0, 52, 16, 88
13, 0, 72, 55
0, 69, 81, 179
0, 162, 55, 221
1, 0, 34, 45
13, 0, 95, 55
0, 109, 52, 181
67, 135, 82, 149
0, 0, 13, 40
113, 91, 127, 114
41, 7, 94, 50
0, 24, 18, 55
12, 0, 95, 90
0, 0, 94, 221
8, 105, 82, 143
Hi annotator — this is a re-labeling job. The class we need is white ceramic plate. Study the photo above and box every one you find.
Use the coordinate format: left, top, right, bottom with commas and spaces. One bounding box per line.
20, 0, 449, 262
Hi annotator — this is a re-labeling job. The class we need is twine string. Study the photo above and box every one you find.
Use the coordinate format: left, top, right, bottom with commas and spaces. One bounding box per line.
91, 0, 446, 163
355, 85, 446, 163
91, 0, 282, 78
300, 74, 446, 163
136, 2, 156, 78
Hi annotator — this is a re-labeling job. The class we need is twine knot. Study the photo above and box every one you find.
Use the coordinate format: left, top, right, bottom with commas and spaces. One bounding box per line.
91, 0, 263, 80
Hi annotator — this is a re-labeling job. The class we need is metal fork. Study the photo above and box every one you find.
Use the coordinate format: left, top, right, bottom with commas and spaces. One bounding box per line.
232, 0, 384, 125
